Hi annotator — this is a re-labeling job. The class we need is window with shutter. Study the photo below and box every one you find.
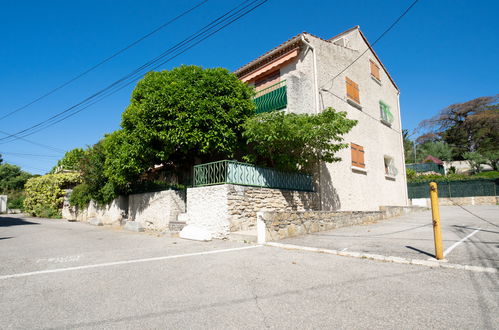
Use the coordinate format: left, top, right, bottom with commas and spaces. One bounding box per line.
351, 143, 365, 168
345, 77, 360, 104
370, 60, 380, 82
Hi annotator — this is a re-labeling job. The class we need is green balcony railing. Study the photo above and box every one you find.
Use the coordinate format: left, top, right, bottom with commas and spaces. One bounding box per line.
253, 80, 287, 114
193, 160, 313, 191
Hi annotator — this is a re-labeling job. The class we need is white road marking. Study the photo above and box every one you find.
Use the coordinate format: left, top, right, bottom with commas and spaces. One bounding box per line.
443, 228, 481, 257
0, 245, 261, 280
267, 242, 497, 273
36, 255, 81, 264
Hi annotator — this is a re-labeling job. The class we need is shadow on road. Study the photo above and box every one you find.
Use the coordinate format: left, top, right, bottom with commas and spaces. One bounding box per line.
0, 216, 39, 227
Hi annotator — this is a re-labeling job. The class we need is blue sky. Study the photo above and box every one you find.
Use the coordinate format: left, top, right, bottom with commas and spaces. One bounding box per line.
1, 0, 498, 174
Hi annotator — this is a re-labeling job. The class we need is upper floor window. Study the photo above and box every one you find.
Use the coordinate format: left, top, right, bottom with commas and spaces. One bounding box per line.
345, 77, 360, 105
370, 60, 381, 82
380, 101, 394, 126
351, 143, 365, 169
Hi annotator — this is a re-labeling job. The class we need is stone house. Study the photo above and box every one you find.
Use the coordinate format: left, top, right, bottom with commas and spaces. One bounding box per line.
234, 26, 408, 211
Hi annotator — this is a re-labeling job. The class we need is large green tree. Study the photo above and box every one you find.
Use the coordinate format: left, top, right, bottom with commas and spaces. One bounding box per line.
415, 141, 453, 163
417, 95, 498, 159
51, 148, 85, 173
242, 108, 357, 172
0, 163, 32, 193
106, 65, 255, 187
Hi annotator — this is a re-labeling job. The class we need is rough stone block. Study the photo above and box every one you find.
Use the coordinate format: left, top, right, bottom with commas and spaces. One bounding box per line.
124, 221, 145, 232
88, 218, 103, 226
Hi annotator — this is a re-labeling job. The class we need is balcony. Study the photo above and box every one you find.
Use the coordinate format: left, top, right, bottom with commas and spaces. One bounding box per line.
193, 160, 313, 191
253, 80, 287, 114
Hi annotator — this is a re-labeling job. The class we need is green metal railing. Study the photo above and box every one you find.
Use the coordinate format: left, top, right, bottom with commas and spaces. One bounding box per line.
253, 80, 287, 114
406, 163, 445, 175
193, 160, 313, 191
408, 179, 498, 199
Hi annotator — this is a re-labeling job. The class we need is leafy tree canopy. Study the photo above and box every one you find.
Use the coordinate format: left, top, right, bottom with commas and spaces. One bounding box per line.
51, 148, 85, 173
415, 141, 453, 163
242, 108, 357, 172
0, 163, 32, 193
107, 65, 255, 186
417, 95, 498, 159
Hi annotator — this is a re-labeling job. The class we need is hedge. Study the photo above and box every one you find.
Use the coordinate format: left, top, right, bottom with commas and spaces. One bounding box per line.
23, 173, 81, 218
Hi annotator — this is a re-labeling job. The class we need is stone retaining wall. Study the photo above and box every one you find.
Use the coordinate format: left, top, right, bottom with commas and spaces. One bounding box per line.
186, 184, 320, 238
128, 190, 186, 230
62, 194, 128, 225
257, 206, 427, 242
62, 189, 186, 230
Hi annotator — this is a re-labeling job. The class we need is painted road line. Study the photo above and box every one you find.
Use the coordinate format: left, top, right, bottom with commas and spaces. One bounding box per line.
0, 245, 262, 280
443, 228, 481, 257
266, 242, 497, 273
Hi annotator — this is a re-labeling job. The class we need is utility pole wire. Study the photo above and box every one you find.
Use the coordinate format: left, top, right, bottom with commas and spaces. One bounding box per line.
0, 0, 268, 144
320, 0, 420, 91
0, 0, 209, 121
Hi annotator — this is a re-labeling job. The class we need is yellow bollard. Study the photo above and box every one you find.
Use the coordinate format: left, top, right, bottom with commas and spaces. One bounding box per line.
429, 182, 444, 260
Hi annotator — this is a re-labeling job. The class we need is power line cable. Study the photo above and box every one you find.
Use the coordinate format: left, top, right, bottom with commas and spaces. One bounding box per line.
0, 151, 59, 157
320, 0, 420, 91
19, 0, 269, 138
0, 0, 267, 143
0, 129, 65, 153
0, 0, 209, 121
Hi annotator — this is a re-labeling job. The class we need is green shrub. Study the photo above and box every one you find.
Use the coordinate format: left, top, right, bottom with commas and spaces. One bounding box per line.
7, 191, 25, 210
23, 173, 81, 218
407, 171, 499, 183
406, 168, 417, 181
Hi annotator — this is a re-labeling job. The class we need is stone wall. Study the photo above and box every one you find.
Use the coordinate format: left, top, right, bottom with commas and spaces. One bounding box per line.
62, 189, 186, 230
226, 184, 319, 231
128, 190, 186, 230
257, 206, 427, 242
62, 194, 128, 225
186, 184, 319, 238
410, 196, 498, 207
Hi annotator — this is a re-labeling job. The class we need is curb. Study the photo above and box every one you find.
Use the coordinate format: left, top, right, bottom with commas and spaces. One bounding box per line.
266, 242, 498, 274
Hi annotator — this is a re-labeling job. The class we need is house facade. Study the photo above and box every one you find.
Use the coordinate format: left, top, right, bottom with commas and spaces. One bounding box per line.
235, 26, 408, 211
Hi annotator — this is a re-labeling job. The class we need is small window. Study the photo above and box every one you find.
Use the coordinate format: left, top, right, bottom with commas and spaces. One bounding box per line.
345, 77, 360, 104
351, 143, 365, 168
370, 60, 381, 82
384, 156, 398, 177
379, 101, 394, 125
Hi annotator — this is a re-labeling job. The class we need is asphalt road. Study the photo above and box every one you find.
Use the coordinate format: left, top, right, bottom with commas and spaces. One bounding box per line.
1, 212, 498, 329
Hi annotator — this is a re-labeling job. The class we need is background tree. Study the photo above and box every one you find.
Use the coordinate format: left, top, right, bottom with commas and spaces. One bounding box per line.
482, 150, 499, 171
417, 95, 498, 159
69, 140, 118, 208
51, 148, 85, 173
0, 163, 32, 192
402, 129, 415, 163
463, 151, 487, 174
106, 65, 255, 187
242, 108, 357, 172
415, 141, 453, 163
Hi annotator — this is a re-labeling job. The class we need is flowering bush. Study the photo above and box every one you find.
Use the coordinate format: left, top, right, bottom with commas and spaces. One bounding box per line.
23, 173, 81, 218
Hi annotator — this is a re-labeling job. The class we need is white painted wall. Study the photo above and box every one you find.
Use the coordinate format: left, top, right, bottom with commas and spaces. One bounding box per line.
186, 185, 230, 239
128, 190, 186, 230
276, 31, 408, 211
